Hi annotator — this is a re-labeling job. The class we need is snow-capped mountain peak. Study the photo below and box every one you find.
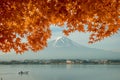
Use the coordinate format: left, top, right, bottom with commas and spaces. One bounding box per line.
48, 36, 80, 48
55, 36, 65, 44
55, 36, 63, 41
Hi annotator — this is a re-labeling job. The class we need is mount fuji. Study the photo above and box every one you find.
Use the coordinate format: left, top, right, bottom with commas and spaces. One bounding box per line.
38, 36, 120, 59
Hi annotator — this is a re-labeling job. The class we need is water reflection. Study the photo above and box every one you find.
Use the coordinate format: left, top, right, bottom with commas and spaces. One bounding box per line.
66, 64, 72, 69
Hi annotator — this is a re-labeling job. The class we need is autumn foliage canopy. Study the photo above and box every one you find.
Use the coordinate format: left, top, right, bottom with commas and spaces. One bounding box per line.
0, 0, 120, 53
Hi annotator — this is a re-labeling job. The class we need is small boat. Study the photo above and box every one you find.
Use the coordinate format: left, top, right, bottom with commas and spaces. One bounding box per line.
18, 71, 29, 75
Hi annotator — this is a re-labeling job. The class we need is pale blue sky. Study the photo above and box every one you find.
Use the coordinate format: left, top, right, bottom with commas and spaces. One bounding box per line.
49, 25, 120, 52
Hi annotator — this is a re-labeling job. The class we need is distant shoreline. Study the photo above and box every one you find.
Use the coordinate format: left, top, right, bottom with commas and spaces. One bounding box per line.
0, 59, 120, 65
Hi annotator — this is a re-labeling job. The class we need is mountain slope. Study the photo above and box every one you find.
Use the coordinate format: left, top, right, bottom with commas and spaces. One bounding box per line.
39, 36, 120, 59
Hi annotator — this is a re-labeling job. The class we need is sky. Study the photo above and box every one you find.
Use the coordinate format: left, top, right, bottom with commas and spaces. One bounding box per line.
49, 24, 120, 53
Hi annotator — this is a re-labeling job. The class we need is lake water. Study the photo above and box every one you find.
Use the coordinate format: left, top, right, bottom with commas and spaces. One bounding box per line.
0, 64, 120, 80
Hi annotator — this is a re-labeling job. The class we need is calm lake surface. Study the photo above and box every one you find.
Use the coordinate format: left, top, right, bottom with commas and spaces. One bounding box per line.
0, 64, 120, 80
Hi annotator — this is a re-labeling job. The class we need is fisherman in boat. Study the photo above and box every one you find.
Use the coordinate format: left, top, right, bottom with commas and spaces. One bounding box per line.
18, 71, 29, 75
